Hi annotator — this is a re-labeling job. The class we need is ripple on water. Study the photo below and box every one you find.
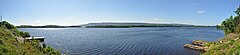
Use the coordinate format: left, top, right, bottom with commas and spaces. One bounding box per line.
19, 27, 224, 55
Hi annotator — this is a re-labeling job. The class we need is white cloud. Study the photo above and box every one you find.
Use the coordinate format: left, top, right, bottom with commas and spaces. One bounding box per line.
34, 20, 41, 23
152, 18, 165, 21
196, 10, 205, 14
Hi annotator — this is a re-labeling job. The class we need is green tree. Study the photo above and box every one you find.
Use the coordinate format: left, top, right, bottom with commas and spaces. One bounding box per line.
220, 6, 240, 34
216, 25, 221, 29
234, 16, 240, 27
235, 6, 240, 26
235, 6, 240, 15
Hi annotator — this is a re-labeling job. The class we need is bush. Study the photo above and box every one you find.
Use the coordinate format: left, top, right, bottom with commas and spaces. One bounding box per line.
42, 43, 46, 48
19, 31, 30, 38
24, 32, 30, 37
1, 21, 15, 29
43, 46, 61, 55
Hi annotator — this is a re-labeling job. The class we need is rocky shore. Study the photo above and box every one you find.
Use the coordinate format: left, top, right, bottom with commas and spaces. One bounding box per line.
184, 40, 208, 51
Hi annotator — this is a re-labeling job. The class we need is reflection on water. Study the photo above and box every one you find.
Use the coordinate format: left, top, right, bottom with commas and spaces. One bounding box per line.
19, 27, 224, 55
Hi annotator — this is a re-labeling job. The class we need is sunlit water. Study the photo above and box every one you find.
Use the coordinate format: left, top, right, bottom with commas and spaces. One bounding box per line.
19, 27, 224, 55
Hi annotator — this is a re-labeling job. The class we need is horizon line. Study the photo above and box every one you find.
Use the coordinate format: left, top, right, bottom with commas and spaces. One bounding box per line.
15, 21, 216, 26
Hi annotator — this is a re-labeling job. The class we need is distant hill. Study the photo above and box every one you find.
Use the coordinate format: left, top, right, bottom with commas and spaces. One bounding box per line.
16, 22, 215, 28
80, 22, 199, 28
81, 22, 191, 26
16, 25, 66, 28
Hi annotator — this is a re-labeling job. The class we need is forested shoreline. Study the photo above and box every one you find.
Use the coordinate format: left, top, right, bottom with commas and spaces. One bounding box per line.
16, 23, 215, 28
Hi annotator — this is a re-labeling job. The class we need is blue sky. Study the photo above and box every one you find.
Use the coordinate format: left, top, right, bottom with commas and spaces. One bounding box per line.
0, 0, 240, 26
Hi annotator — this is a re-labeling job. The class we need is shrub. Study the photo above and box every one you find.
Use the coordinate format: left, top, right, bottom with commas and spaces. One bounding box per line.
42, 43, 46, 48
1, 21, 15, 29
20, 31, 30, 38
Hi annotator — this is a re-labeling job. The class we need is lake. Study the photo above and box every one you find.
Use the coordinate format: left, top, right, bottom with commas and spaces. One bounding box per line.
19, 27, 224, 55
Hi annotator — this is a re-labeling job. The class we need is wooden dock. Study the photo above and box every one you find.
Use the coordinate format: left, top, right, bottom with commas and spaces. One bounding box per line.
26, 36, 45, 41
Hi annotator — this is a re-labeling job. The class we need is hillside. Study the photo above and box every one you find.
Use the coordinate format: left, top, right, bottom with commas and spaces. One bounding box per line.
0, 21, 60, 55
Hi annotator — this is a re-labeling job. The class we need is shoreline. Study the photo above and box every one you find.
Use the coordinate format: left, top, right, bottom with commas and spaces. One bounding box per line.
16, 26, 217, 28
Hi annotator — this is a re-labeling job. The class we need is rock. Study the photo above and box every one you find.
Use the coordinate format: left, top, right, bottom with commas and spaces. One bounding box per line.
184, 44, 191, 48
184, 40, 208, 51
184, 44, 208, 51
234, 38, 239, 41
184, 40, 209, 51
219, 41, 223, 43
192, 40, 207, 46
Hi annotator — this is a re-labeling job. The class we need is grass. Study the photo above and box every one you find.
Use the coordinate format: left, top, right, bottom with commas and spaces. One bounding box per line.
202, 33, 240, 55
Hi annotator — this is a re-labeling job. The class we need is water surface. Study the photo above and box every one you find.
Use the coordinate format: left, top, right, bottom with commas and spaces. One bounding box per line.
19, 27, 224, 55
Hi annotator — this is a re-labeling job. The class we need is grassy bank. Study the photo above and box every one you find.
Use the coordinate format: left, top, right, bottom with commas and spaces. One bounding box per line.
0, 21, 60, 55
203, 33, 240, 55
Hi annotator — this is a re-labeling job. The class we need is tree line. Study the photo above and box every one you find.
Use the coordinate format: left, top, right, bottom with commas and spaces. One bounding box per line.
218, 6, 240, 35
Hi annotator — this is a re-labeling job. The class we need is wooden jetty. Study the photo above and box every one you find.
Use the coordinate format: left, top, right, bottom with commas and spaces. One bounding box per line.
26, 36, 45, 41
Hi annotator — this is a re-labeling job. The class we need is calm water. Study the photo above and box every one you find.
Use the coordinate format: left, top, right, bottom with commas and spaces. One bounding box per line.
19, 27, 224, 55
